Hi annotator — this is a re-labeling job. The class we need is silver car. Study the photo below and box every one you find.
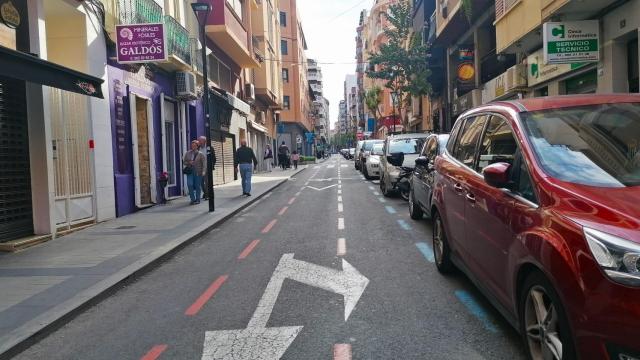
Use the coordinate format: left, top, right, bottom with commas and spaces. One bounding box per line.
379, 133, 430, 197
363, 143, 384, 180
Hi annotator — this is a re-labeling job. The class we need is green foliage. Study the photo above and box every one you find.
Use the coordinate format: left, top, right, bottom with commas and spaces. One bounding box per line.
331, 132, 356, 147
300, 156, 316, 162
365, 0, 432, 126
364, 87, 383, 119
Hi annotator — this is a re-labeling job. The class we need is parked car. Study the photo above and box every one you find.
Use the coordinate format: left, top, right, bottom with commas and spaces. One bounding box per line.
379, 133, 430, 197
408, 133, 449, 220
354, 141, 365, 169
358, 140, 384, 173
431, 95, 640, 360
363, 142, 385, 179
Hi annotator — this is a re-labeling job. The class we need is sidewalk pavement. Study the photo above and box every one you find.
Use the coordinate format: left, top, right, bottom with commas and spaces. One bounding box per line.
0, 166, 306, 358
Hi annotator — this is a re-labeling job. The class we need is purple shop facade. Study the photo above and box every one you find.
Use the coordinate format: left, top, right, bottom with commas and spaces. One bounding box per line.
108, 62, 206, 217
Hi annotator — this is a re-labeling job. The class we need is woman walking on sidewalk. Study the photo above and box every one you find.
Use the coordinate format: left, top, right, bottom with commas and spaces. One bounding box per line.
264, 144, 273, 172
291, 151, 300, 170
183, 140, 206, 205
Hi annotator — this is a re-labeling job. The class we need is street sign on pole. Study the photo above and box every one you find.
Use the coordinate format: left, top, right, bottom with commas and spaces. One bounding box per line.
543, 21, 599, 64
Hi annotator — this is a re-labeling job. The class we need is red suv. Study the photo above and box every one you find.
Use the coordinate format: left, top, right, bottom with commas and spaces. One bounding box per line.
431, 95, 640, 360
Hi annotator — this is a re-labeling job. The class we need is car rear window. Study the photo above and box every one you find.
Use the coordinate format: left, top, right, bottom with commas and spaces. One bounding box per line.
389, 138, 426, 154
521, 103, 640, 187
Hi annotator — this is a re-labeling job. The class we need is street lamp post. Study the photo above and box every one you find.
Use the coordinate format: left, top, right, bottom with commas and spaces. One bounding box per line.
192, 2, 215, 212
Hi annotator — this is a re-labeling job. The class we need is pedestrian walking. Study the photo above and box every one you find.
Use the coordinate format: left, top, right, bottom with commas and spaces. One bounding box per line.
291, 151, 300, 170
235, 139, 258, 196
264, 144, 273, 172
277, 141, 289, 170
198, 135, 216, 200
183, 140, 206, 205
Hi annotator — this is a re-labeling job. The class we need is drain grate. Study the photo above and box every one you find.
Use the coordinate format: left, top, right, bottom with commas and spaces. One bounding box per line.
116, 226, 136, 230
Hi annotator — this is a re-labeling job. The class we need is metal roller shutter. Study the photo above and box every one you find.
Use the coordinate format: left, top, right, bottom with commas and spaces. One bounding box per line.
0, 76, 33, 242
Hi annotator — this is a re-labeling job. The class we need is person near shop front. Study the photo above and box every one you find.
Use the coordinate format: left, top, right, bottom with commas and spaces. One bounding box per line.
234, 140, 258, 196
291, 151, 300, 170
264, 144, 273, 172
183, 140, 206, 205
277, 141, 289, 170
198, 135, 216, 200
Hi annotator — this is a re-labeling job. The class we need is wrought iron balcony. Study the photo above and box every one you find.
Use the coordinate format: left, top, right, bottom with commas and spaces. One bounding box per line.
190, 38, 204, 76
162, 15, 192, 70
118, 0, 163, 25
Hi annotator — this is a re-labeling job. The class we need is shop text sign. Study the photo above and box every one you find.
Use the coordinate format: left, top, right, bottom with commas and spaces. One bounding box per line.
116, 23, 166, 64
543, 21, 599, 64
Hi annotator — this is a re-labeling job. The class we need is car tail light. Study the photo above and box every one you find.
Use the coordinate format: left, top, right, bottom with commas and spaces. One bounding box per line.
584, 227, 640, 287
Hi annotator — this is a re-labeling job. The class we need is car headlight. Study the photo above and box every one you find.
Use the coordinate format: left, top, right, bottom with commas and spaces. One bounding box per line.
584, 227, 640, 287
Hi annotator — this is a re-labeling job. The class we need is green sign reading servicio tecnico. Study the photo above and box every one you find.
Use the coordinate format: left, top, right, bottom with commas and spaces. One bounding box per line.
543, 21, 599, 65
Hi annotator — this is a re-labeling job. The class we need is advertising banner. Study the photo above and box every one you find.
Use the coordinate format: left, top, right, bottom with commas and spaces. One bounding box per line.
116, 23, 167, 64
457, 46, 475, 95
543, 21, 599, 64
528, 48, 586, 87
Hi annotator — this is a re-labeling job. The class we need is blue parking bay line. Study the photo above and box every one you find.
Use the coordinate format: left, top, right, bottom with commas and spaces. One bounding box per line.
397, 219, 412, 231
415, 242, 435, 263
454, 290, 499, 333
385, 206, 396, 214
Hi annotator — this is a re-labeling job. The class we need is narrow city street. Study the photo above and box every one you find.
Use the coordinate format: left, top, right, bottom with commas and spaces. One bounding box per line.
13, 155, 526, 360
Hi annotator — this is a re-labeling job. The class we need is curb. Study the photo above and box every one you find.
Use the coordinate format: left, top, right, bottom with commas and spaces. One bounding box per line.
0, 167, 306, 359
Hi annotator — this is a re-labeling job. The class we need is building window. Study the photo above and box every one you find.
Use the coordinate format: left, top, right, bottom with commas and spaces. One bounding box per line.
226, 0, 243, 20
280, 11, 287, 27
281, 40, 288, 55
282, 68, 289, 82
283, 95, 290, 110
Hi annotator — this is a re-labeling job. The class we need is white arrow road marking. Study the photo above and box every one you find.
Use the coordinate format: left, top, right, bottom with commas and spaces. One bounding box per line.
327, 165, 335, 168
202, 254, 369, 360
307, 184, 338, 191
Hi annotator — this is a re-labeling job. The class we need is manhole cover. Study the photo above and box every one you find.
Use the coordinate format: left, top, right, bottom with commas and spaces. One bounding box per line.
116, 226, 136, 230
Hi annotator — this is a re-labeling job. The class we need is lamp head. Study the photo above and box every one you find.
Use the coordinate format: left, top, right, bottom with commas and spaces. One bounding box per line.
191, 3, 212, 26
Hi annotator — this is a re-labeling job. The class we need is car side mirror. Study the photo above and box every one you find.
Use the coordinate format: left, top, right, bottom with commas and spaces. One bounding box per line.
415, 156, 429, 167
387, 152, 405, 167
483, 162, 512, 188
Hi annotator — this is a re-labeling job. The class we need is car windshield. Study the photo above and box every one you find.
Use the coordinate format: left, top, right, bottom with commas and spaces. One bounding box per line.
389, 138, 425, 154
521, 103, 640, 187
371, 143, 384, 155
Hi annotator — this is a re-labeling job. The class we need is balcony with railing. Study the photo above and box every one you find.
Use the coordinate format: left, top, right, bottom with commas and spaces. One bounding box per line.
103, 0, 192, 71
203, 0, 259, 68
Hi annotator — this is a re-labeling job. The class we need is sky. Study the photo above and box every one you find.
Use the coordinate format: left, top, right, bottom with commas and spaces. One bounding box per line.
297, 0, 374, 130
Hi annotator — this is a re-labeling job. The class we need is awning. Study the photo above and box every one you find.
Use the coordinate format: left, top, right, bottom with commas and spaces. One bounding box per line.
0, 45, 104, 98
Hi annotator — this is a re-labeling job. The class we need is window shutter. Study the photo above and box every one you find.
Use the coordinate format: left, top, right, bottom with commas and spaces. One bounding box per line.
495, 0, 505, 19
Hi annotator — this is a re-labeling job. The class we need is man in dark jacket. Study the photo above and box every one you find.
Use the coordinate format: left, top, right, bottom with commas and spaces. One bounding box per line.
234, 140, 258, 196
199, 136, 216, 200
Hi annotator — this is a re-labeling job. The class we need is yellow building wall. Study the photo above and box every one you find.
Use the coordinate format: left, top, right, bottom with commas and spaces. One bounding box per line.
496, 0, 570, 53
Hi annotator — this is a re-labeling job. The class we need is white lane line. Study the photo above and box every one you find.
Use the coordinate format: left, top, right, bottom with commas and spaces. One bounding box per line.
338, 196, 343, 202
338, 218, 345, 230
338, 203, 343, 212
337, 238, 347, 256
338, 190, 342, 194
338, 185, 342, 189
338, 180, 342, 184
341, 164, 348, 168
373, 191, 380, 196
368, 186, 375, 190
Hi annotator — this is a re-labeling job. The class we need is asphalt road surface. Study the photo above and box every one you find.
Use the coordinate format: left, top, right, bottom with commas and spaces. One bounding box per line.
13, 155, 526, 360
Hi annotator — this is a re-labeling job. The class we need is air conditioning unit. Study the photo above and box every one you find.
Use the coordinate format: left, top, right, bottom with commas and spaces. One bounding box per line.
505, 64, 528, 92
176, 71, 197, 100
244, 83, 255, 103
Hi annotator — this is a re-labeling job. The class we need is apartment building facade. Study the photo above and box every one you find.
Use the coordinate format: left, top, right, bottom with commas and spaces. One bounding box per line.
278, 0, 313, 156
307, 59, 329, 144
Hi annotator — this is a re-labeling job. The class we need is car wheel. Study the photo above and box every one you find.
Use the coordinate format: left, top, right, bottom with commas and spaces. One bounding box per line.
381, 175, 392, 197
520, 272, 576, 360
364, 166, 372, 180
432, 211, 454, 274
409, 187, 423, 220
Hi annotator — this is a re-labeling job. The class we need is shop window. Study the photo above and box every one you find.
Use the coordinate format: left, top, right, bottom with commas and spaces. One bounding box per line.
535, 87, 548, 97
629, 38, 639, 93
564, 69, 597, 95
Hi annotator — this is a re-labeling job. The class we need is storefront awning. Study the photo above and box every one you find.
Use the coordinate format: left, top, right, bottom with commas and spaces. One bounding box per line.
0, 46, 104, 98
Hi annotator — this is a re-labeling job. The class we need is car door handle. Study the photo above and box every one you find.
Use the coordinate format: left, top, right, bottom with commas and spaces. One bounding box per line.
466, 193, 476, 203
453, 183, 464, 193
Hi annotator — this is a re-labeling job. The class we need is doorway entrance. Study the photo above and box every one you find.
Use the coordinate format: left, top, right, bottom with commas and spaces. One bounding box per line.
130, 94, 156, 207
0, 76, 33, 242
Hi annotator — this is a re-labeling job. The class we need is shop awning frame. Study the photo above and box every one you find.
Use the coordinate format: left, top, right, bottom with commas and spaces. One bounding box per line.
0, 45, 104, 98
